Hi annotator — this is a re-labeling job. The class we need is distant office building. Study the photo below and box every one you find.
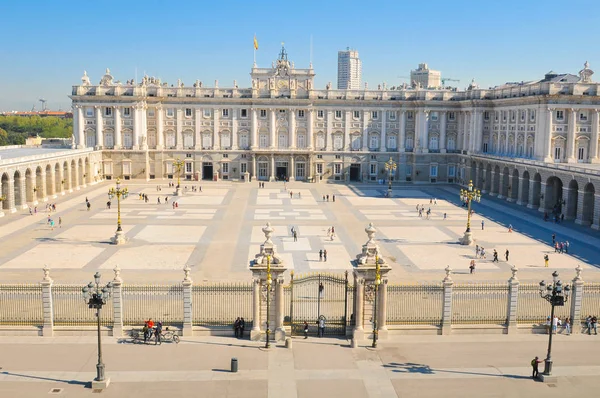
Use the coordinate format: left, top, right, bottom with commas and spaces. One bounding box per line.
410, 63, 441, 89
337, 48, 361, 90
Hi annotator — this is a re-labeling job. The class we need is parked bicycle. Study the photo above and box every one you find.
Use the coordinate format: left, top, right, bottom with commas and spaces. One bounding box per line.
130, 326, 180, 344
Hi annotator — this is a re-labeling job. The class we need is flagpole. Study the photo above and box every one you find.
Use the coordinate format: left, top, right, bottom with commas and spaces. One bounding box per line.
253, 33, 257, 66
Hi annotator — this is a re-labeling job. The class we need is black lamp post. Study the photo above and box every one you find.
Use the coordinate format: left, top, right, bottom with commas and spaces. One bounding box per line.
82, 272, 113, 384
538, 271, 570, 376
372, 256, 381, 348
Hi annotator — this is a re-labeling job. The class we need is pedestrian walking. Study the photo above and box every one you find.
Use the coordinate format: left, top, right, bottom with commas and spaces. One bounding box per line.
434, 198, 437, 205
554, 242, 559, 253
28, 206, 32, 216
240, 318, 245, 337
323, 195, 326, 202
34, 206, 37, 214
531, 356, 542, 379
49, 219, 55, 230
505, 249, 509, 262
475, 245, 480, 258
326, 194, 329, 202
319, 249, 323, 262
332, 195, 335, 202
552, 233, 556, 245
293, 230, 298, 242
508, 224, 513, 233
86, 202, 91, 211
323, 249, 328, 262
157, 198, 161, 204
58, 217, 62, 228
565, 241, 570, 254
592, 316, 598, 335
165, 197, 168, 203
303, 321, 309, 339
481, 220, 485, 230
469, 260, 476, 274
290, 191, 293, 199
234, 317, 241, 338
492, 249, 499, 262
106, 201, 111, 209
480, 247, 486, 259
559, 242, 564, 254
317, 316, 325, 338
443, 213, 447, 220
552, 316, 559, 334
564, 317, 571, 335
544, 254, 549, 267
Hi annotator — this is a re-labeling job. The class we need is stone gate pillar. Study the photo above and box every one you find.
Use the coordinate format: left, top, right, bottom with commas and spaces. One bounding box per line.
506, 266, 519, 334
111, 266, 124, 337
570, 265, 584, 334
41, 266, 54, 337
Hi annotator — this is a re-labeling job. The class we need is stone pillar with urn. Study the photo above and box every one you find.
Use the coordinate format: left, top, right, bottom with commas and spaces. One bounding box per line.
352, 223, 391, 341
249, 222, 287, 342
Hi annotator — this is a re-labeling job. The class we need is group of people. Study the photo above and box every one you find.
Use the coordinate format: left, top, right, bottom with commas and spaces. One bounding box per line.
139, 193, 150, 202
233, 317, 246, 338
546, 315, 571, 335
322, 194, 335, 202
46, 215, 61, 230
302, 317, 326, 338
142, 318, 164, 345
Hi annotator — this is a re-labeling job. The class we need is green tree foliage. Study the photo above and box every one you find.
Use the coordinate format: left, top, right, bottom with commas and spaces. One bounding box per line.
0, 116, 73, 146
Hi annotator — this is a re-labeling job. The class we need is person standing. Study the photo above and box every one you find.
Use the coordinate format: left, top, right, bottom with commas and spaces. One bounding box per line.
544, 254, 549, 267
58, 217, 62, 228
565, 241, 570, 254
234, 317, 240, 338
505, 249, 509, 262
317, 317, 325, 338
564, 317, 571, 335
240, 318, 245, 338
592, 316, 598, 335
475, 245, 480, 258
155, 322, 163, 345
552, 233, 556, 245
492, 249, 499, 263
303, 321, 309, 339
481, 220, 485, 230
323, 249, 328, 262
86, 202, 91, 211
293, 230, 298, 242
443, 213, 447, 220
332, 195, 335, 202
319, 249, 323, 262
469, 260, 476, 274
531, 356, 542, 379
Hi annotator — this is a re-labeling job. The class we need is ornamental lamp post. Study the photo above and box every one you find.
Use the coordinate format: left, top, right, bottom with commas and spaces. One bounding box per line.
173, 158, 185, 196
538, 271, 570, 378
108, 178, 129, 245
372, 255, 381, 348
384, 157, 397, 198
82, 272, 113, 389
265, 255, 272, 349
459, 180, 481, 245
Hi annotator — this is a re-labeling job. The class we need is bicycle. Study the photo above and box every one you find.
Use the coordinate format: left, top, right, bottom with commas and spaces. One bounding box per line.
129, 327, 180, 344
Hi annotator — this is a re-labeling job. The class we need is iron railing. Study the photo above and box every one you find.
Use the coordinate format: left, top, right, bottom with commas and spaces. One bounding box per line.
386, 283, 443, 325
192, 282, 253, 327
452, 283, 509, 324
52, 284, 113, 326
516, 283, 570, 324
0, 284, 43, 326
122, 285, 183, 327
581, 283, 600, 323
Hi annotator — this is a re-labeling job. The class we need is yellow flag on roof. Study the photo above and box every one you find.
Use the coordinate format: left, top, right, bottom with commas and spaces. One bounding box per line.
254, 35, 259, 50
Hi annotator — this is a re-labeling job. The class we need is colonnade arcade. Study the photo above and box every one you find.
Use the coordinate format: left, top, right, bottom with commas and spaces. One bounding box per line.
469, 159, 599, 230
0, 155, 96, 214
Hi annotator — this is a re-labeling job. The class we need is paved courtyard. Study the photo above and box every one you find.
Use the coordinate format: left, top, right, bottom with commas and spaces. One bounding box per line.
0, 180, 599, 284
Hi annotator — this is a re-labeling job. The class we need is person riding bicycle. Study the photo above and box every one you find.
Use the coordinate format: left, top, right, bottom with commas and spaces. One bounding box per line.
154, 321, 163, 345
144, 318, 155, 342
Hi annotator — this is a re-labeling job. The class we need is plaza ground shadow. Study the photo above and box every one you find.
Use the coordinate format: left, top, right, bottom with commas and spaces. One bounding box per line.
382, 362, 531, 380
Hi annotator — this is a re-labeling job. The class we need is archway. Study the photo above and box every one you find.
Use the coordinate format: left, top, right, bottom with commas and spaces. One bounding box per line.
1, 173, 9, 210
25, 168, 34, 203
532, 173, 542, 208
493, 165, 500, 194
45, 164, 53, 196
485, 164, 492, 192
35, 166, 44, 200
470, 161, 477, 184
566, 180, 579, 220
510, 169, 519, 201
545, 176, 563, 214
582, 183, 595, 226
477, 162, 484, 189
13, 170, 22, 207
501, 167, 510, 197
71, 160, 77, 188
520, 170, 530, 205
63, 161, 69, 191
55, 163, 62, 194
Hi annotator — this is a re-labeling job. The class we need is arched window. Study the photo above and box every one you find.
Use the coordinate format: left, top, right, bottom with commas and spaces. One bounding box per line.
333, 135, 343, 150
387, 135, 396, 149
316, 134, 325, 149
429, 136, 438, 150
447, 136, 455, 150
369, 134, 378, 149
352, 135, 361, 150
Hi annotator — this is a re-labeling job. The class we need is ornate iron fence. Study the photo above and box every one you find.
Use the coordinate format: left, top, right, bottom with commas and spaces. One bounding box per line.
0, 284, 43, 327
581, 283, 600, 322
386, 283, 443, 325
122, 285, 183, 327
53, 284, 113, 326
192, 282, 253, 327
516, 283, 570, 324
452, 283, 509, 324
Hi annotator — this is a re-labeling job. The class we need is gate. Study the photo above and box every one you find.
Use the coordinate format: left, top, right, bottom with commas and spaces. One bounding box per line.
287, 272, 350, 336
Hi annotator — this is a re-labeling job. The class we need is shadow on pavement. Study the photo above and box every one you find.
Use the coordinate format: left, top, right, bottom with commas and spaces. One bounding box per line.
1, 371, 89, 386
383, 362, 531, 379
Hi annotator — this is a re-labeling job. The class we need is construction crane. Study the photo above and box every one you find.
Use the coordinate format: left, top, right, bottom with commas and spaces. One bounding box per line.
441, 78, 460, 86
38, 98, 47, 111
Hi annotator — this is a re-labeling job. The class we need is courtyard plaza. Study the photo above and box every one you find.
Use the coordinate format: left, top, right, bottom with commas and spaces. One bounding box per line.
0, 333, 599, 397
0, 179, 598, 285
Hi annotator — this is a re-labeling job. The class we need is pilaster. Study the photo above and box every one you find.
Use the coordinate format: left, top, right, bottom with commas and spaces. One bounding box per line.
41, 266, 54, 337
111, 266, 124, 337
182, 266, 193, 336
570, 265, 584, 334
507, 266, 519, 334
441, 266, 453, 335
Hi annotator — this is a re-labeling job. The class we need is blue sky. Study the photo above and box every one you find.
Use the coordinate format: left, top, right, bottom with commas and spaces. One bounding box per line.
1, 0, 599, 111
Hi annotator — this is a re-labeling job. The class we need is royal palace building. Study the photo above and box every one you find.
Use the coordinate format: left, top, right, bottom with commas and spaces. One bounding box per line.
65, 46, 600, 228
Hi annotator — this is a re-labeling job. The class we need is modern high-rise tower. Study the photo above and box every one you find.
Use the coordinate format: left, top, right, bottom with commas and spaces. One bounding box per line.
337, 48, 361, 90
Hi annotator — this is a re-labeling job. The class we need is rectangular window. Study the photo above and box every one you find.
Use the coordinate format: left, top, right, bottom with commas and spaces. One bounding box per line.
578, 147, 585, 160
185, 108, 192, 117
105, 107, 112, 116
147, 108, 155, 117
185, 163, 192, 173
123, 107, 131, 116
580, 112, 588, 121
370, 163, 377, 175
430, 113, 438, 121
298, 110, 305, 118
334, 164, 342, 174
241, 109, 248, 118
430, 165, 438, 177
483, 143, 488, 153
520, 111, 525, 121
222, 109, 229, 117
353, 111, 360, 119
389, 111, 396, 120
448, 112, 455, 121
530, 110, 536, 121
222, 163, 229, 173
407, 111, 413, 120
371, 111, 378, 119
167, 108, 175, 117
260, 109, 267, 118
203, 109, 211, 118
556, 110, 564, 120
511, 111, 515, 121
502, 111, 507, 121
554, 147, 561, 159
240, 163, 247, 173
484, 111, 489, 120
86, 108, 93, 117
335, 110, 342, 119
317, 110, 324, 118
316, 163, 323, 174
448, 165, 456, 177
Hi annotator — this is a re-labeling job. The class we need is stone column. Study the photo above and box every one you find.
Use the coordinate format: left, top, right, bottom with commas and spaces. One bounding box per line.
111, 266, 124, 337
289, 156, 295, 182
591, 110, 599, 163
18, 177, 27, 208
289, 108, 296, 149
441, 266, 453, 335
176, 108, 184, 149
377, 279, 388, 335
252, 154, 257, 181
362, 110, 369, 151
462, 112, 469, 151
506, 266, 519, 334
49, 173, 57, 199
399, 110, 406, 152
156, 107, 164, 149
193, 108, 201, 150
95, 106, 104, 148
231, 108, 238, 150
3, 178, 16, 213
269, 108, 276, 149
344, 111, 351, 151
421, 110, 430, 153
489, 171, 498, 196
251, 108, 258, 149
592, 193, 600, 230
516, 177, 526, 206
275, 275, 285, 340
527, 179, 538, 209
76, 106, 85, 148
353, 274, 365, 340
538, 183, 548, 213
326, 110, 333, 151
251, 278, 261, 340
270, 155, 275, 182
380, 110, 387, 152
570, 265, 584, 334
39, 172, 48, 202
440, 111, 447, 153
307, 109, 314, 150
182, 266, 193, 336
114, 106, 122, 149
567, 108, 577, 163
544, 108, 554, 162
41, 266, 54, 337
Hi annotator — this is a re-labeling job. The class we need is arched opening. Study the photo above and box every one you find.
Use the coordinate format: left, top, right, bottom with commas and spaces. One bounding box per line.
35, 166, 44, 200
520, 170, 530, 205
566, 180, 579, 220
493, 165, 500, 194
25, 168, 34, 203
476, 162, 484, 189
485, 164, 492, 192
582, 183, 595, 226
71, 160, 77, 188
1, 173, 9, 210
532, 173, 542, 208
501, 167, 510, 197
63, 161, 69, 190
13, 170, 22, 207
78, 159, 85, 186
510, 169, 519, 201
545, 176, 563, 215
54, 163, 61, 194
45, 164, 53, 196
